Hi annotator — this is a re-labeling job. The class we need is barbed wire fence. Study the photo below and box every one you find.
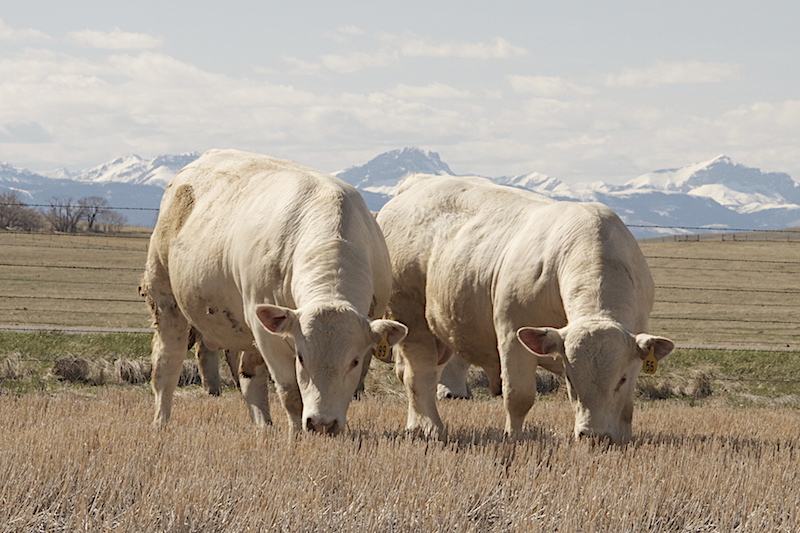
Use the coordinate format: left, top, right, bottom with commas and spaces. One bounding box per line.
1, 208, 799, 388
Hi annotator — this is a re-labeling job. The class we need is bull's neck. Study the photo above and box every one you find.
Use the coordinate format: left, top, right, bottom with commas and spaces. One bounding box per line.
557, 246, 643, 331
290, 239, 372, 313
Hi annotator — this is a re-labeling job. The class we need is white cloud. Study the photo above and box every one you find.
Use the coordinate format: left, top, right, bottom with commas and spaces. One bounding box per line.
508, 75, 595, 97
0, 19, 52, 42
1, 19, 798, 188
324, 26, 366, 44
605, 61, 742, 88
338, 26, 365, 37
283, 56, 322, 76
401, 37, 526, 59
66, 28, 163, 50
320, 49, 396, 73
390, 83, 470, 100
725, 100, 800, 130
295, 34, 528, 75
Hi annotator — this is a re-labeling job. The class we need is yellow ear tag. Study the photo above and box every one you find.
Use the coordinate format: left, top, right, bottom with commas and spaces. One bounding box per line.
374, 332, 390, 361
642, 345, 657, 375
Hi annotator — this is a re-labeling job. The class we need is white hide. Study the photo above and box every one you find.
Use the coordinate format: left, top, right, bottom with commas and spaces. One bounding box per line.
377, 174, 673, 443
142, 149, 406, 434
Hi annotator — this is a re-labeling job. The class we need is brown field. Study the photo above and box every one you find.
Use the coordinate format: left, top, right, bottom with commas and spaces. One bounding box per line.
1, 387, 798, 532
0, 231, 150, 329
639, 240, 800, 348
1, 230, 800, 531
2, 230, 800, 348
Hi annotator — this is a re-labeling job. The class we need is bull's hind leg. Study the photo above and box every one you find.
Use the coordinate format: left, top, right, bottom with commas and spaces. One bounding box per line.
196, 342, 223, 396
149, 294, 190, 427
239, 350, 271, 428
225, 350, 241, 389
437, 352, 472, 400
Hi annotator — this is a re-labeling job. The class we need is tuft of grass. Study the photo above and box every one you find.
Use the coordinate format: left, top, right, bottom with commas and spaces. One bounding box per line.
637, 370, 714, 402
0, 331, 215, 395
114, 357, 151, 384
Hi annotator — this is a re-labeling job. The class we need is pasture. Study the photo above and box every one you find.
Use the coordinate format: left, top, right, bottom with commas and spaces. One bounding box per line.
1, 229, 800, 531
1, 388, 798, 531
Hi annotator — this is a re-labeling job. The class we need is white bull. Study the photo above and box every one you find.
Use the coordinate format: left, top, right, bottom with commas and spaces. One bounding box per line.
377, 174, 673, 443
141, 149, 407, 435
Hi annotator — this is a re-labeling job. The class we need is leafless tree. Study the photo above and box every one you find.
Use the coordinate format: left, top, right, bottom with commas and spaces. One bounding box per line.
0, 191, 44, 230
45, 196, 87, 233
78, 196, 110, 231
15, 208, 46, 231
0, 190, 26, 229
97, 210, 128, 233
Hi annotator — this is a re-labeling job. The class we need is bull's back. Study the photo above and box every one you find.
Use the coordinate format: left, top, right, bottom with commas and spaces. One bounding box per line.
378, 175, 552, 358
498, 201, 655, 331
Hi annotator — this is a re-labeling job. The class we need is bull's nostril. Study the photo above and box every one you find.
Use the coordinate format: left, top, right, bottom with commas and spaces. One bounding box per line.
307, 418, 337, 435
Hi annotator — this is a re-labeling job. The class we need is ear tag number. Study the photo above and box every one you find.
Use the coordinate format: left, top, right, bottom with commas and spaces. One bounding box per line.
374, 332, 390, 361
642, 345, 657, 375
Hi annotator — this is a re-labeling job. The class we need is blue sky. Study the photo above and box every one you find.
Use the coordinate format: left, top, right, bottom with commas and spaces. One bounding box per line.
1, 1, 799, 183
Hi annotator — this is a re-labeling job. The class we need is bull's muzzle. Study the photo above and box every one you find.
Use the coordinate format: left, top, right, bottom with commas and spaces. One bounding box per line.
306, 417, 341, 436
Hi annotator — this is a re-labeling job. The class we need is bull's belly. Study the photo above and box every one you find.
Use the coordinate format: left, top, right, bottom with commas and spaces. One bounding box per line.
185, 307, 255, 352
426, 294, 498, 368
169, 268, 256, 352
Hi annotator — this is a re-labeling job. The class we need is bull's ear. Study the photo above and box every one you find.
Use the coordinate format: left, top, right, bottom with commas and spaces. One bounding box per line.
635, 334, 675, 361
255, 304, 297, 336
370, 319, 408, 346
517, 327, 563, 355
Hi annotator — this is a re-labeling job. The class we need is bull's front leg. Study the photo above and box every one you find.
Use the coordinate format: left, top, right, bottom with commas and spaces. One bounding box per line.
255, 336, 302, 432
395, 334, 449, 439
499, 330, 538, 436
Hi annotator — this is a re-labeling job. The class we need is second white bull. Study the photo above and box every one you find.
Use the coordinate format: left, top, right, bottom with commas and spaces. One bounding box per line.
377, 174, 673, 443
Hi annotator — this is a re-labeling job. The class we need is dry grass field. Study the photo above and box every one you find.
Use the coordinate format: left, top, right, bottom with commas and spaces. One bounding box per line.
0, 230, 150, 329
639, 239, 800, 349
2, 230, 799, 347
1, 229, 800, 531
1, 387, 798, 532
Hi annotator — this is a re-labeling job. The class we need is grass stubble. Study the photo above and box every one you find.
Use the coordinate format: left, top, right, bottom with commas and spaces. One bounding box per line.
1, 234, 799, 530
1, 384, 798, 532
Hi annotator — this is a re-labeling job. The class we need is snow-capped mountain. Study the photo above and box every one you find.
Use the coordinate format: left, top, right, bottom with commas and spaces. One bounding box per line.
50, 153, 200, 187
2, 149, 799, 236
0, 160, 168, 227
494, 172, 605, 201
596, 155, 800, 234
334, 147, 454, 211
335, 147, 453, 194
623, 155, 800, 214
0, 162, 52, 189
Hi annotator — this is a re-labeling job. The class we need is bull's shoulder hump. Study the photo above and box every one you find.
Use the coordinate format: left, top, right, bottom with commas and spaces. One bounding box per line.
394, 174, 551, 207
187, 149, 312, 177
395, 173, 497, 197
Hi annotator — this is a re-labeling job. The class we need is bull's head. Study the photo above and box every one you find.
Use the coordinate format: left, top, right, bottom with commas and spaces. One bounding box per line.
256, 302, 407, 435
517, 318, 673, 444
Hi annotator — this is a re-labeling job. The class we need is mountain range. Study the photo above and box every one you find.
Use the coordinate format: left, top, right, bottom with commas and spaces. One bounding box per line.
2, 148, 799, 238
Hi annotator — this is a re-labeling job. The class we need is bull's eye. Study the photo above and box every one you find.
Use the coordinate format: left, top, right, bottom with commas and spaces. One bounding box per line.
351, 359, 359, 369
297, 354, 304, 366
614, 375, 627, 392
